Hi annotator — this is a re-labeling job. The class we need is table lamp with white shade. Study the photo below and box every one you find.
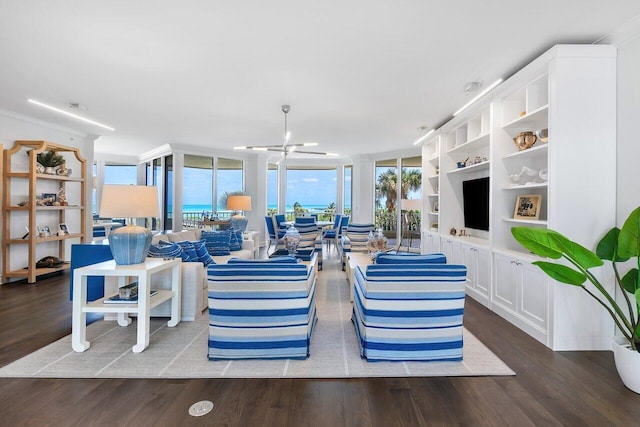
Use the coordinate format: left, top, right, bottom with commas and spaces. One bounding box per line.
227, 195, 251, 232
99, 185, 159, 265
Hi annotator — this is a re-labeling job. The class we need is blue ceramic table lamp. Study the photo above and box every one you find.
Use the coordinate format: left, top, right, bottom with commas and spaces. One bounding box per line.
227, 195, 251, 233
99, 185, 159, 265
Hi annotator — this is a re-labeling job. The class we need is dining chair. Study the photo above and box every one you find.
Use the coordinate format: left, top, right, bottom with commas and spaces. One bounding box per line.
322, 214, 342, 252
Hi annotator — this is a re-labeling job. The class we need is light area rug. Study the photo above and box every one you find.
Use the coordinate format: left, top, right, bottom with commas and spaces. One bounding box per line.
0, 258, 515, 379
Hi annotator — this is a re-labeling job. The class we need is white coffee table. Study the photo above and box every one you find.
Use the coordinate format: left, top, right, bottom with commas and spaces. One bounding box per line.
72, 258, 181, 353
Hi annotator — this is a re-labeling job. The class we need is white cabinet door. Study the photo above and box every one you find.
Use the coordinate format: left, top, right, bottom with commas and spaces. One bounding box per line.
423, 231, 441, 254
492, 253, 518, 312
462, 245, 477, 289
476, 247, 491, 297
519, 261, 548, 330
440, 238, 462, 264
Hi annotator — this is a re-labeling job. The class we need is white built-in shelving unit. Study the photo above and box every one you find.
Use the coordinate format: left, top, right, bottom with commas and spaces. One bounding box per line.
420, 44, 617, 351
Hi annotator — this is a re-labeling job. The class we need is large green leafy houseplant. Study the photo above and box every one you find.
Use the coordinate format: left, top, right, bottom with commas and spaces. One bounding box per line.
511, 207, 640, 351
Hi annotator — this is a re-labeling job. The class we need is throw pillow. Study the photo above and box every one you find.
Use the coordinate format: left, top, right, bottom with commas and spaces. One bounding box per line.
375, 253, 447, 264
202, 231, 231, 256
147, 241, 183, 259
189, 239, 215, 266
229, 228, 243, 251
175, 240, 198, 262
227, 256, 298, 264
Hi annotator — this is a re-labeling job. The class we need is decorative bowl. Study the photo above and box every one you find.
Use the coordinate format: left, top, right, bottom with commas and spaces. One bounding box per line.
513, 131, 537, 150
535, 128, 549, 143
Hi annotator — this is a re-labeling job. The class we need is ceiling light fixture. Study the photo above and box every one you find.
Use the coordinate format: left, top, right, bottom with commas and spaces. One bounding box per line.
233, 105, 338, 159
27, 99, 115, 131
413, 129, 435, 146
453, 78, 503, 117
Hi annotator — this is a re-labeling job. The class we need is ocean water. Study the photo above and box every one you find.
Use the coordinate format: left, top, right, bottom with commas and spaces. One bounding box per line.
174, 204, 345, 213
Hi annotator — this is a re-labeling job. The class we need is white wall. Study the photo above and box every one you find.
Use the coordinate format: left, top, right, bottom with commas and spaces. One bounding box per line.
602, 18, 640, 223
0, 111, 98, 283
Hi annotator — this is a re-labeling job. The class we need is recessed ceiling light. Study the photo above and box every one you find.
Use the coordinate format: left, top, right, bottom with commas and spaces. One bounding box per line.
413, 129, 434, 145
27, 99, 115, 131
453, 79, 503, 117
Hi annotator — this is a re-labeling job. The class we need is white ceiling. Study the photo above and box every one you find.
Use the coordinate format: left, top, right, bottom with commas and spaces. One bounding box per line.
1, 1, 638, 159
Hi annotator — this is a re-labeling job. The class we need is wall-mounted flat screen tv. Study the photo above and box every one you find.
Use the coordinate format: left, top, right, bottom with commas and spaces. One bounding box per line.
462, 177, 490, 231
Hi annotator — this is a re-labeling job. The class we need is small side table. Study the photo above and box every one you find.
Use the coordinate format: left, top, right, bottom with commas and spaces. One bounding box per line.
243, 230, 260, 258
72, 258, 181, 353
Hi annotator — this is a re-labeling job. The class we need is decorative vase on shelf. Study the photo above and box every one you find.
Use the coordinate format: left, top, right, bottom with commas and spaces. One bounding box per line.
513, 131, 537, 150
283, 224, 301, 255
44, 166, 56, 175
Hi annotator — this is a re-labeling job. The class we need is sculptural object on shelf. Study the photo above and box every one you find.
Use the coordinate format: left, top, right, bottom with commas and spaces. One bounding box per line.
510, 166, 539, 184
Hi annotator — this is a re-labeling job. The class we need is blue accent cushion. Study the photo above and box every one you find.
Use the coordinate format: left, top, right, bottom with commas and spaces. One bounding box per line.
203, 231, 231, 256
191, 239, 215, 266
175, 240, 198, 262
229, 228, 243, 252
375, 253, 447, 264
148, 241, 183, 259
227, 256, 298, 264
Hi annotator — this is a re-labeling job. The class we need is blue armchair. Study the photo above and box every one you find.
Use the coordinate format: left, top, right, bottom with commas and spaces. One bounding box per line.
265, 216, 285, 252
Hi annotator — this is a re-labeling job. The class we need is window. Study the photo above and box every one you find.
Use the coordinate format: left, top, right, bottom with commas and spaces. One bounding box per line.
183, 155, 214, 222
164, 155, 173, 230
401, 156, 422, 249
267, 163, 278, 215
286, 166, 336, 220
216, 158, 243, 215
375, 159, 397, 235
104, 163, 137, 184
344, 165, 352, 216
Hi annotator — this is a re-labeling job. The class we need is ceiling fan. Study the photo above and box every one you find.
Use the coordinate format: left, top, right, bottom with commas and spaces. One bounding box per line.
233, 105, 338, 163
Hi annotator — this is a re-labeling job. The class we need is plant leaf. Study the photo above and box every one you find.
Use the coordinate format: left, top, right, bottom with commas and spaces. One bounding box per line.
635, 288, 640, 307
621, 268, 639, 294
596, 227, 629, 262
619, 207, 640, 258
511, 227, 563, 259
532, 261, 587, 286
548, 233, 603, 269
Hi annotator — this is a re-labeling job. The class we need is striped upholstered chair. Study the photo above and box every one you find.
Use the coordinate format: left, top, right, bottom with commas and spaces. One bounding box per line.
295, 223, 323, 270
207, 255, 318, 360
339, 222, 375, 270
351, 253, 467, 361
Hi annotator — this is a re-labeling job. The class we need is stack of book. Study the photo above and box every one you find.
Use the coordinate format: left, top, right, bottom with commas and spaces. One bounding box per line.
104, 282, 157, 304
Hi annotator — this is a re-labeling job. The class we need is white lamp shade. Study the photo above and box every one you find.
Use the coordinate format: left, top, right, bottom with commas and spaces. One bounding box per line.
99, 185, 160, 218
227, 195, 251, 212
401, 199, 422, 211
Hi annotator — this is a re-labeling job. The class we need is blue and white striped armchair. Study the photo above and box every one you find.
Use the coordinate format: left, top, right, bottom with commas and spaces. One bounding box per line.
352, 253, 467, 361
295, 223, 323, 270
339, 223, 375, 270
207, 255, 318, 360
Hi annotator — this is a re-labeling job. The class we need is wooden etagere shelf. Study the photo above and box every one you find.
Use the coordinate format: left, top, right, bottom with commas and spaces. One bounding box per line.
2, 140, 88, 283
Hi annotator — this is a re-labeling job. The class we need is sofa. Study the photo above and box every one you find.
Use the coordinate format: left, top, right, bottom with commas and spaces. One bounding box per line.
206, 254, 318, 360
351, 253, 467, 361
146, 229, 255, 320
70, 228, 256, 322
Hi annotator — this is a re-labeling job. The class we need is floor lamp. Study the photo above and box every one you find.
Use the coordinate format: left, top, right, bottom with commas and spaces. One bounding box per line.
400, 198, 422, 252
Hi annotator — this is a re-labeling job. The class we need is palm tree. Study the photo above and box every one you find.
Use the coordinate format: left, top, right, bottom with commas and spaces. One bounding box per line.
375, 168, 422, 212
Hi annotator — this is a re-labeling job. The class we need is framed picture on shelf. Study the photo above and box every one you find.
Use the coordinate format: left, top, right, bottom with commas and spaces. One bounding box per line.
58, 223, 69, 235
36, 225, 51, 237
42, 193, 57, 204
513, 194, 542, 220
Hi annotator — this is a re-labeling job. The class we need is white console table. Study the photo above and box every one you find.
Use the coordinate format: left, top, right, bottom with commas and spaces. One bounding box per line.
72, 258, 182, 353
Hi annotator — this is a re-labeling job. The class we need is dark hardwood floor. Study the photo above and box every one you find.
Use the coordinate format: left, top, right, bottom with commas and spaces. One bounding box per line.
1, 256, 640, 426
